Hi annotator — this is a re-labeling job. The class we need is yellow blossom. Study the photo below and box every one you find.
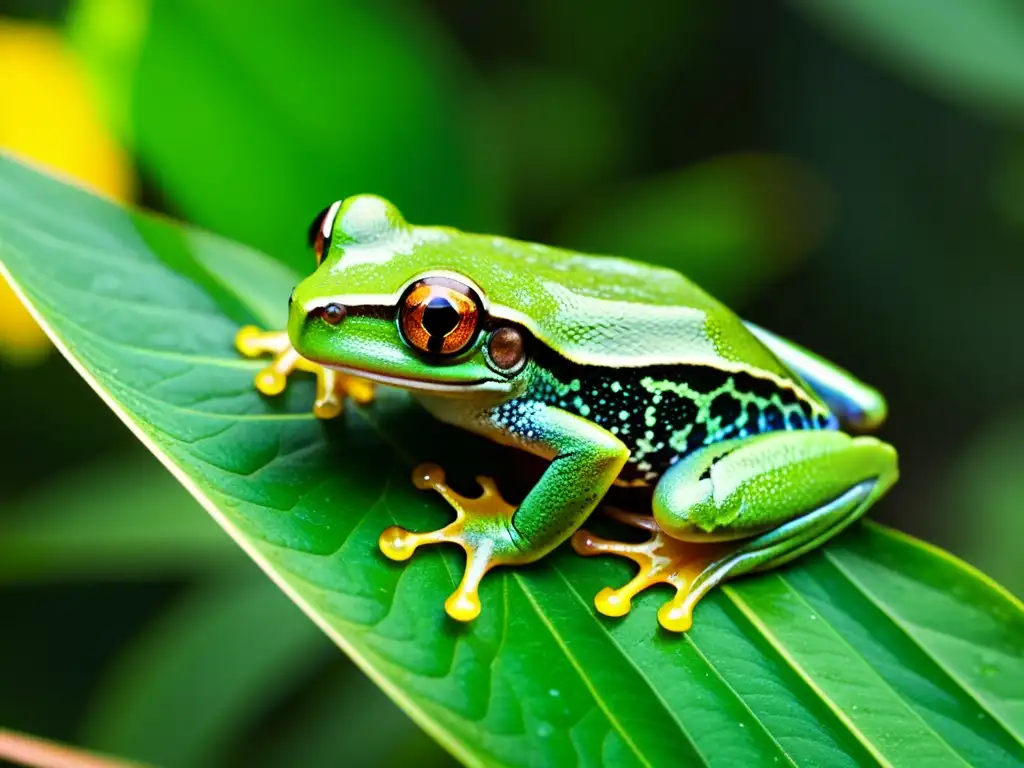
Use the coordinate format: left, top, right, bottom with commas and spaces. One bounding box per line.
0, 18, 134, 363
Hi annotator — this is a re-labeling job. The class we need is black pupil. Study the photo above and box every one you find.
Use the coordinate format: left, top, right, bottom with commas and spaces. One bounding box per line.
421, 297, 461, 351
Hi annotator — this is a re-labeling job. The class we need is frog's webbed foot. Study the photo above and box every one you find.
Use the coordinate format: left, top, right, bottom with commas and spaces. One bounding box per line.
380, 463, 528, 622
235, 325, 374, 418
576, 432, 898, 632
572, 509, 731, 632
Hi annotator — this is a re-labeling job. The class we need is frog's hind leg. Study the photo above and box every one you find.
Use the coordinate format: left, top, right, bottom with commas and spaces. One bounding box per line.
235, 325, 374, 418
574, 430, 897, 632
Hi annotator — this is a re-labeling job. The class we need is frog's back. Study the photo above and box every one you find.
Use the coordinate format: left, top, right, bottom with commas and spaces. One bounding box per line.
441, 232, 798, 384
325, 208, 800, 385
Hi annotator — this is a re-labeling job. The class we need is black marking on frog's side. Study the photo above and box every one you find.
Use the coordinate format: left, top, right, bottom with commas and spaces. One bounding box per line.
518, 352, 832, 485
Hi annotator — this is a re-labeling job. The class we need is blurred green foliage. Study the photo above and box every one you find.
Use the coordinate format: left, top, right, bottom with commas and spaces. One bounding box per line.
945, 408, 1024, 599
791, 0, 1024, 123
69, 0, 506, 271
1, 0, 1023, 766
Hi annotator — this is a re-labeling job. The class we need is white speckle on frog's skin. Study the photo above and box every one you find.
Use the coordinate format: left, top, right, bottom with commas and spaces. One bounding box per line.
536, 722, 554, 738
548, 688, 560, 697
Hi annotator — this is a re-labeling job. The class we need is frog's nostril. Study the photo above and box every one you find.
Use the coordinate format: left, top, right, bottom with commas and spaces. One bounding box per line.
311, 303, 346, 326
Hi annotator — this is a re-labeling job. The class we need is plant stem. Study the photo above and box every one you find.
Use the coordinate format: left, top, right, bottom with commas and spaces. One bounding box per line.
0, 728, 147, 768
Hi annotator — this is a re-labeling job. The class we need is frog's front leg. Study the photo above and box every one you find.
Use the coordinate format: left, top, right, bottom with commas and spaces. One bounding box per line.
380, 402, 628, 621
235, 326, 374, 418
575, 430, 897, 631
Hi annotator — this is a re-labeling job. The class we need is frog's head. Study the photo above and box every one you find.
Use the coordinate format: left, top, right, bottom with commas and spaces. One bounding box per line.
287, 195, 528, 394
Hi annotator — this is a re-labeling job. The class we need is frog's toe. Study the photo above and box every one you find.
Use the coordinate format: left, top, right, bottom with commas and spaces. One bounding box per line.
236, 325, 290, 359
337, 372, 376, 405
380, 463, 525, 622
237, 327, 303, 398
312, 367, 375, 418
235, 325, 375, 418
573, 507, 731, 633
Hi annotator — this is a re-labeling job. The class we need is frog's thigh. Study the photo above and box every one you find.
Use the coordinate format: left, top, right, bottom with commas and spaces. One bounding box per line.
631, 430, 898, 630
653, 429, 898, 557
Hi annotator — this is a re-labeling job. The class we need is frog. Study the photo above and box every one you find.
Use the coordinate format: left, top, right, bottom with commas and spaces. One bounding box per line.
237, 194, 898, 632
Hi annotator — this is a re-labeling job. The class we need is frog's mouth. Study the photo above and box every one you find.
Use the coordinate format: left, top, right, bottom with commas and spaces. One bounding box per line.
327, 364, 512, 394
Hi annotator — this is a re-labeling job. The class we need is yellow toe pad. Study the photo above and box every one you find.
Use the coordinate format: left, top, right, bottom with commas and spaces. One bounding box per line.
573, 509, 730, 632
235, 325, 374, 418
380, 464, 523, 622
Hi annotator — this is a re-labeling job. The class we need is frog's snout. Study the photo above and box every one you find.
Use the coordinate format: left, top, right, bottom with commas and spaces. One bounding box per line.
288, 299, 348, 356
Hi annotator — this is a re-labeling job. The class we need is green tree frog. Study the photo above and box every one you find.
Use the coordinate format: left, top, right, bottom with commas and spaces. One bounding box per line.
237, 195, 898, 632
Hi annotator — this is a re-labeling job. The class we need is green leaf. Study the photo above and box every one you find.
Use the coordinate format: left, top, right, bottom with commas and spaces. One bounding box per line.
789, 0, 1024, 124
2, 154, 1022, 766
67, 0, 506, 270
0, 450, 236, 582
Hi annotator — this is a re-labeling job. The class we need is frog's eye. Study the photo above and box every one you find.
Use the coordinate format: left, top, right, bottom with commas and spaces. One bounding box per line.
399, 277, 482, 356
308, 201, 342, 265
